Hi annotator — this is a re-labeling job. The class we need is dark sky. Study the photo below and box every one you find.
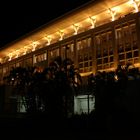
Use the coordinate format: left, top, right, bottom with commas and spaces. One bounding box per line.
0, 0, 93, 47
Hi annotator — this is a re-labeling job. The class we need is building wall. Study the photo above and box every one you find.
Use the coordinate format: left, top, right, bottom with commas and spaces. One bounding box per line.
0, 11, 140, 84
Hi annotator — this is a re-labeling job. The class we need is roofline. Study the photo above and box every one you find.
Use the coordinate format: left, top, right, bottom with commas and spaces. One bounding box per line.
0, 0, 97, 50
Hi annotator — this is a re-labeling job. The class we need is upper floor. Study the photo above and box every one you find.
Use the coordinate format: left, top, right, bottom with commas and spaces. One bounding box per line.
0, 0, 140, 64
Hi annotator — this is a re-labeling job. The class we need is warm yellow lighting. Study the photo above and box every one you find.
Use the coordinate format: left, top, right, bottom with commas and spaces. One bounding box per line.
8, 53, 13, 61
44, 36, 52, 46
98, 67, 115, 72
108, 8, 117, 21
32, 46, 36, 52
58, 30, 64, 40
72, 24, 79, 35
80, 72, 93, 77
114, 74, 118, 81
0, 0, 140, 64
134, 63, 140, 67
15, 50, 20, 58
32, 42, 39, 51
89, 16, 96, 28
0, 58, 2, 63
128, 0, 140, 12
23, 47, 28, 55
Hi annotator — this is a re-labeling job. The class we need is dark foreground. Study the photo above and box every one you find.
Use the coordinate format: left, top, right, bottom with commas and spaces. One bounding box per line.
0, 112, 140, 140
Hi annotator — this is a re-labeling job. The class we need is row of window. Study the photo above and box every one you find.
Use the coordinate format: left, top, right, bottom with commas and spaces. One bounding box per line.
0, 19, 139, 78
116, 21, 138, 66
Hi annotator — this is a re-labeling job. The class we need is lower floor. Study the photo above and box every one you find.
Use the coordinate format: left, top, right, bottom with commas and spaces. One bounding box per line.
16, 94, 95, 115
0, 85, 95, 116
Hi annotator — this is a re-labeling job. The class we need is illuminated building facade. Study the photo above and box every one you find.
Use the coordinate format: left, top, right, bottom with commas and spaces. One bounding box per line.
0, 0, 140, 114
0, 0, 140, 84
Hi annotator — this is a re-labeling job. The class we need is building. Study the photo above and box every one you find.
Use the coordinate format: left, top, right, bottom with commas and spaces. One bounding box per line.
0, 0, 140, 114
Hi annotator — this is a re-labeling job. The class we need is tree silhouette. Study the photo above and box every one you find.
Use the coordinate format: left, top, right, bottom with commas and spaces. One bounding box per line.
4, 56, 82, 118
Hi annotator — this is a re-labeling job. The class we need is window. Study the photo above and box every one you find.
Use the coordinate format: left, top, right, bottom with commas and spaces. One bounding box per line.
95, 36, 101, 45
84, 54, 88, 61
87, 38, 91, 47
49, 48, 59, 61
103, 57, 108, 63
84, 62, 88, 67
125, 43, 131, 51
62, 42, 74, 62
78, 55, 83, 62
79, 63, 83, 68
126, 52, 132, 59
133, 41, 138, 50
110, 56, 113, 62
103, 49, 108, 56
109, 47, 113, 55
97, 59, 102, 64
115, 29, 122, 39
95, 30, 113, 70
90, 61, 92, 66
118, 45, 124, 53
116, 21, 137, 67
119, 54, 125, 60
77, 37, 92, 72
134, 51, 138, 57
35, 53, 47, 63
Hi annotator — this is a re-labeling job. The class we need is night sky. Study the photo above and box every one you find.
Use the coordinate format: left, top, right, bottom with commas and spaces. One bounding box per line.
0, 0, 93, 48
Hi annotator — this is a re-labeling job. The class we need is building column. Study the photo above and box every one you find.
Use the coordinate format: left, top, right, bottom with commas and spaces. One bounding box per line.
74, 39, 78, 68
136, 13, 140, 69
112, 24, 118, 70
33, 54, 36, 66
48, 50, 51, 66
92, 32, 96, 75
45, 50, 48, 67
59, 43, 61, 58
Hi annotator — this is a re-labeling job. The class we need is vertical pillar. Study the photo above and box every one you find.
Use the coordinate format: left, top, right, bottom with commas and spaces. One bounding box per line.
92, 32, 96, 74
33, 54, 36, 66
74, 39, 78, 68
112, 24, 118, 70
45, 50, 48, 67
48, 50, 51, 66
136, 13, 140, 68
59, 43, 61, 58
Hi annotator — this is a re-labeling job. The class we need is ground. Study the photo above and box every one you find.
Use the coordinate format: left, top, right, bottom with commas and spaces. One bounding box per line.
0, 113, 140, 140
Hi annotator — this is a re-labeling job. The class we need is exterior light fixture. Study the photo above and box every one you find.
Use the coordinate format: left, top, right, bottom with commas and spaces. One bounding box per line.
129, 0, 140, 13
89, 16, 96, 28
108, 8, 116, 21
32, 42, 39, 51
8, 53, 13, 61
32, 44, 36, 51
58, 30, 64, 40
45, 36, 52, 46
15, 50, 20, 58
23, 47, 28, 55
73, 24, 79, 35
